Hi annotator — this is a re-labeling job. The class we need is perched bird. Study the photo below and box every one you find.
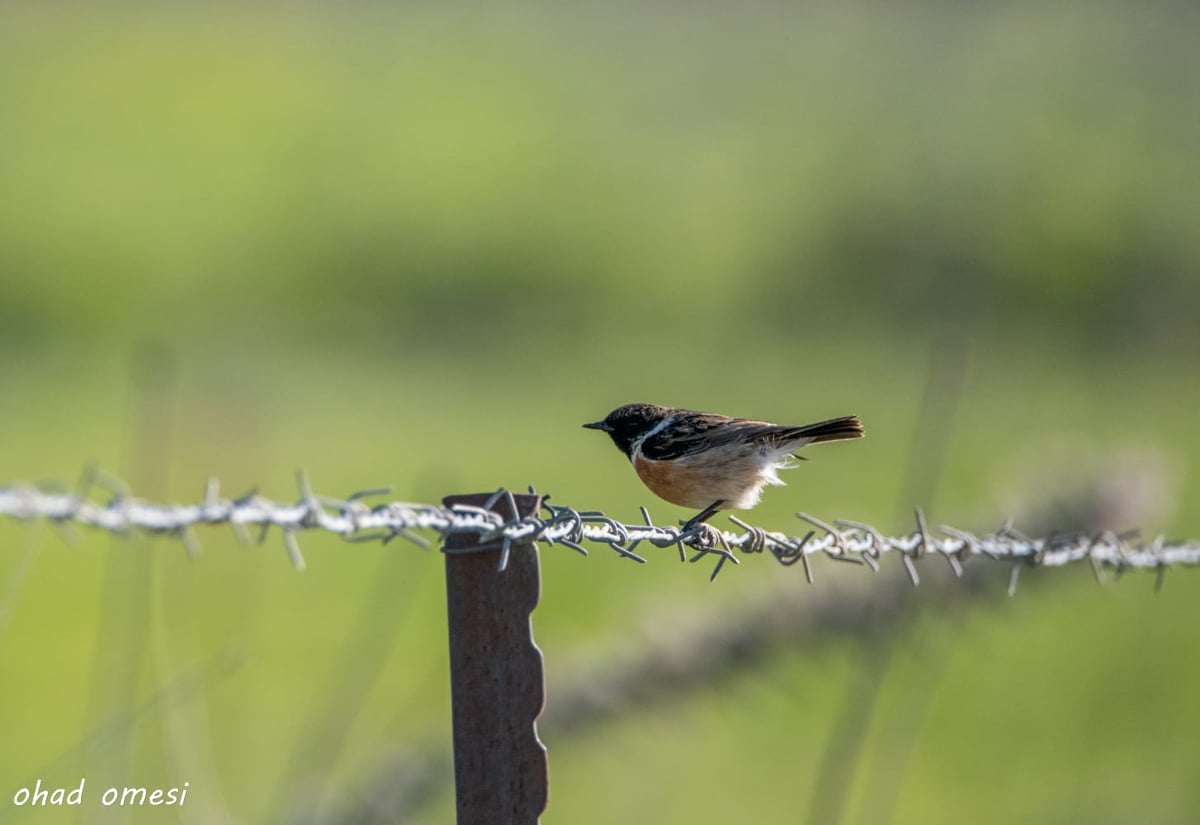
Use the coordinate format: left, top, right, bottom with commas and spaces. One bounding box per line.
584, 403, 863, 527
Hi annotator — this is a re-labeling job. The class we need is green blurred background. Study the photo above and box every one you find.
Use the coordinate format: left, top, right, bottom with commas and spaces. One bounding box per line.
2, 2, 1198, 823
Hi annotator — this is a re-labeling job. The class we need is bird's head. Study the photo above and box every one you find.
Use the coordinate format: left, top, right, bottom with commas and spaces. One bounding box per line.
583, 403, 671, 457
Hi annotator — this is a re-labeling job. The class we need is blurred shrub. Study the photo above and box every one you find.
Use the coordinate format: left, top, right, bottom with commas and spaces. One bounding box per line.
0, 2, 1196, 354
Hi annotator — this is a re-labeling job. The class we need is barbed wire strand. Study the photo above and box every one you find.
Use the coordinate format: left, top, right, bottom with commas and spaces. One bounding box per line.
1, 469, 1197, 587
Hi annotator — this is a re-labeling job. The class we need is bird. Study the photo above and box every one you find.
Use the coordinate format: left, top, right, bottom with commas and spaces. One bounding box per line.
584, 403, 863, 528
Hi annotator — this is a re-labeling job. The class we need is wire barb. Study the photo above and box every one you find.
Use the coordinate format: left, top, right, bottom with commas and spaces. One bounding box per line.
1, 471, 1197, 584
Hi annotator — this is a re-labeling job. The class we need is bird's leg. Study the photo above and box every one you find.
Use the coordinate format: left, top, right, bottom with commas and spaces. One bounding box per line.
682, 500, 725, 530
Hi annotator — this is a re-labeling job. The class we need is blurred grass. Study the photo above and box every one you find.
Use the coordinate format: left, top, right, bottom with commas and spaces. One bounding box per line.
1, 2, 1199, 824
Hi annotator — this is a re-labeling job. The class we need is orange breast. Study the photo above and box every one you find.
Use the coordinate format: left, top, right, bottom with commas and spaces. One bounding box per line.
633, 453, 724, 509
633, 448, 777, 511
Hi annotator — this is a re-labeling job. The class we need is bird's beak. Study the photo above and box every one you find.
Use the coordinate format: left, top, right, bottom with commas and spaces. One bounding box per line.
582, 420, 610, 432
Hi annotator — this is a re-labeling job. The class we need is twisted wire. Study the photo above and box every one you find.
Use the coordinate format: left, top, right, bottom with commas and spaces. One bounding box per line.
1, 468, 1196, 588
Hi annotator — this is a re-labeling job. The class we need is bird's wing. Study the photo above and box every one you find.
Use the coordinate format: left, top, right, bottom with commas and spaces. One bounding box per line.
639, 415, 775, 461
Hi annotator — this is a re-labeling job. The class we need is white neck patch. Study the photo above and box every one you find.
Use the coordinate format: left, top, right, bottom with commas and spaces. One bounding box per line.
629, 415, 674, 464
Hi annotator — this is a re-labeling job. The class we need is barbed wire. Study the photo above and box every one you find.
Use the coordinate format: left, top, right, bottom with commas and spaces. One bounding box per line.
1, 467, 1196, 589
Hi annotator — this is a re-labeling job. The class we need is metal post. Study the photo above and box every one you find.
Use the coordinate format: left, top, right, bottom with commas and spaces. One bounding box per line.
442, 492, 548, 825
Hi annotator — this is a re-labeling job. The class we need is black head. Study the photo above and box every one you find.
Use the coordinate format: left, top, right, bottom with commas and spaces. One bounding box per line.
583, 403, 672, 457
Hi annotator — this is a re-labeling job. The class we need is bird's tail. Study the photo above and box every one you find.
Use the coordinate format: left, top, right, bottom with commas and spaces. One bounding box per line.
778, 415, 864, 445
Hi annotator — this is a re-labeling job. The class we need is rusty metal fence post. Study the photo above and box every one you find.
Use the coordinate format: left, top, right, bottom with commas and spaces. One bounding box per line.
442, 492, 549, 825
